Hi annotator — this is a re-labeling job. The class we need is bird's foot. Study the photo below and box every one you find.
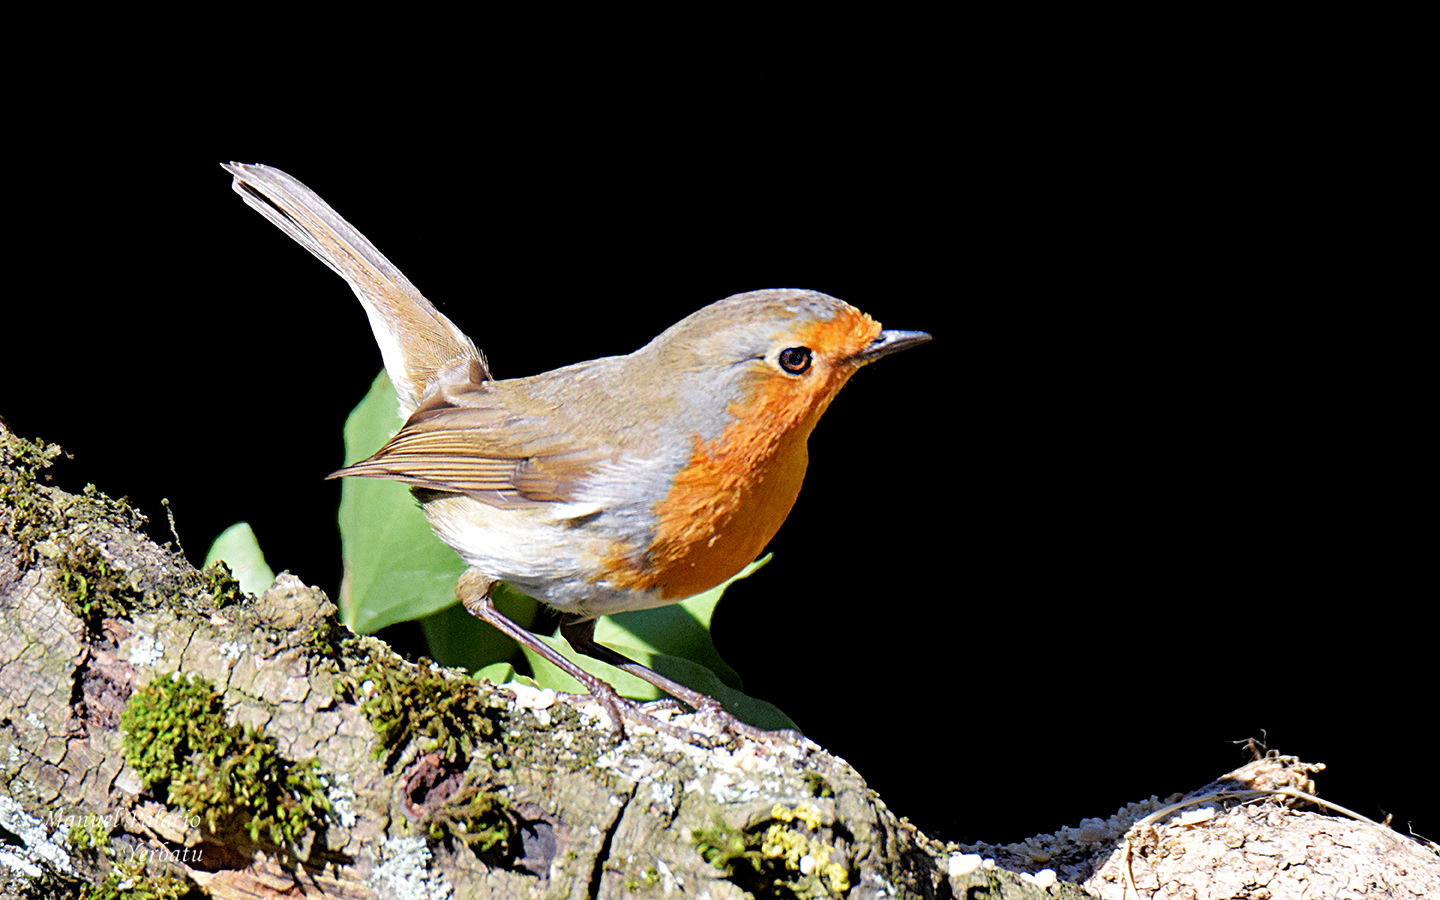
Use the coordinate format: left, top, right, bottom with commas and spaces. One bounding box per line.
682, 696, 805, 747
576, 689, 800, 749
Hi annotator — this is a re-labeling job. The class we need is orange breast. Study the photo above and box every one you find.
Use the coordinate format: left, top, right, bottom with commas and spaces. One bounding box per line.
641, 423, 812, 599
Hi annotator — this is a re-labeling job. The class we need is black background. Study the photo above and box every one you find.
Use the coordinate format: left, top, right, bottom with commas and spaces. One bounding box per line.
3, 39, 1430, 850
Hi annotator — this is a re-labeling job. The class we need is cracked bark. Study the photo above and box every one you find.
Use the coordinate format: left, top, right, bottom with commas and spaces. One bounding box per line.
2, 432, 1434, 899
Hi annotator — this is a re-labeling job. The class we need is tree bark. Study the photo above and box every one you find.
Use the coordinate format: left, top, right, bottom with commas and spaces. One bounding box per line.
2, 428, 1433, 899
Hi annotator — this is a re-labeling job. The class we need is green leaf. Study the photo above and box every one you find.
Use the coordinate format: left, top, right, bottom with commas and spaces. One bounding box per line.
203, 522, 275, 595
338, 371, 469, 633
473, 662, 516, 686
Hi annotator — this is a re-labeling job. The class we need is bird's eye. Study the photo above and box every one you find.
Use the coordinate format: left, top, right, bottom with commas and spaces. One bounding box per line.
778, 346, 813, 375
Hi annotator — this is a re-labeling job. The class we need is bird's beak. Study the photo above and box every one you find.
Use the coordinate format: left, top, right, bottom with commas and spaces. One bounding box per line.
855, 329, 932, 364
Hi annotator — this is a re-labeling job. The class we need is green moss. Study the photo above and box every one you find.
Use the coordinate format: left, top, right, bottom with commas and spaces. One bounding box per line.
13, 869, 86, 900
120, 673, 227, 788
350, 660, 515, 853
424, 777, 516, 855
692, 804, 852, 899
64, 816, 191, 900
55, 540, 139, 629
303, 615, 346, 663
2, 432, 154, 630
0, 431, 145, 572
354, 658, 496, 770
81, 852, 190, 900
691, 814, 763, 875
67, 819, 110, 855
200, 560, 243, 608
622, 864, 662, 891
803, 772, 835, 798
0, 432, 64, 568
120, 673, 331, 853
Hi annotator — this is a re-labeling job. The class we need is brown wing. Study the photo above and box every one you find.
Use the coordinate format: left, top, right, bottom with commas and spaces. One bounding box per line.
329, 380, 609, 508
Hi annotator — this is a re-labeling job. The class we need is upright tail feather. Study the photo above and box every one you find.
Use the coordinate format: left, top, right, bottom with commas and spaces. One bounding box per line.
223, 162, 486, 417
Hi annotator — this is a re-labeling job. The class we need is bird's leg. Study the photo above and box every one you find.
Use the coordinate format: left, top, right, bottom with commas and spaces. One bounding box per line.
558, 616, 720, 712
560, 615, 795, 744
456, 568, 710, 744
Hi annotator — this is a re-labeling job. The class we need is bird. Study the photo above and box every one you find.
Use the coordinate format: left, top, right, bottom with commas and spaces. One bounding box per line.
224, 162, 930, 743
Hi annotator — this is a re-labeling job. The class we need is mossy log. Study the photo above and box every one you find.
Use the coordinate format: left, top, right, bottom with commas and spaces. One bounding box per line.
2, 428, 1433, 900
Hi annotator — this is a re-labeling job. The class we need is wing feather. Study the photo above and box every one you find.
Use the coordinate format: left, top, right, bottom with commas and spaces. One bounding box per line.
330, 380, 609, 507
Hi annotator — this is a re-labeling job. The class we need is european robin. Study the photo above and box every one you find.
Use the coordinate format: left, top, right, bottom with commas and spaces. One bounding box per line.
225, 163, 930, 742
